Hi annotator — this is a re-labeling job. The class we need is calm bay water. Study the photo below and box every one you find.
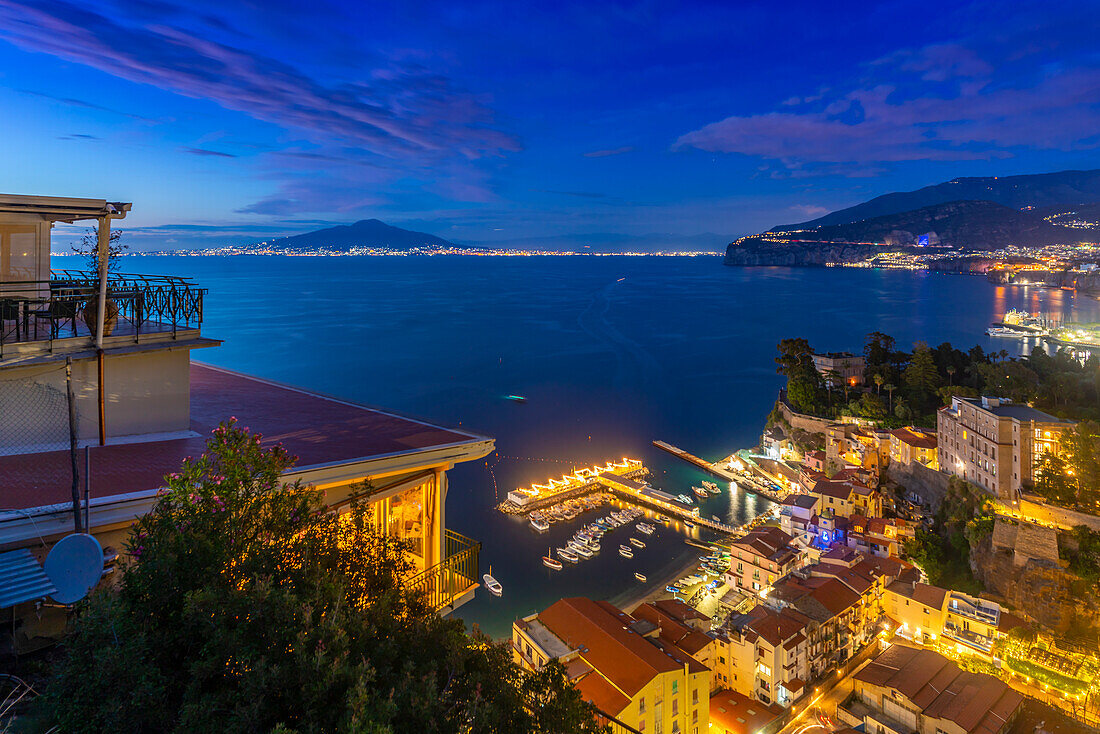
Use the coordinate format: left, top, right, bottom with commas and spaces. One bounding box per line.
70, 255, 1100, 638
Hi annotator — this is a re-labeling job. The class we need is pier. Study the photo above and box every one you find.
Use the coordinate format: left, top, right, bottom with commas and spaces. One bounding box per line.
652, 440, 785, 503
597, 471, 740, 534
498, 458, 648, 514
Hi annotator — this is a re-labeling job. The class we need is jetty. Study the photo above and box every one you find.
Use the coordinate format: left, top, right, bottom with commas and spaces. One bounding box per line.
597, 471, 739, 534
653, 440, 784, 503
498, 458, 648, 514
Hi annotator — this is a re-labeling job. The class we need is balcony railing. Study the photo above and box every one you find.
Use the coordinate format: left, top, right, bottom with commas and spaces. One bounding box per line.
0, 270, 205, 355
405, 529, 481, 613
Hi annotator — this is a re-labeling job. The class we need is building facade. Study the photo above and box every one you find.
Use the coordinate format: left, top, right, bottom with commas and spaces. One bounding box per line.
724, 527, 799, 594
889, 427, 938, 469
937, 395, 1067, 500
811, 352, 865, 388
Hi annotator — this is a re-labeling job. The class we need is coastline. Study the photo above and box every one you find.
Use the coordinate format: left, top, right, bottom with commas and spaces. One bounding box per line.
610, 543, 714, 614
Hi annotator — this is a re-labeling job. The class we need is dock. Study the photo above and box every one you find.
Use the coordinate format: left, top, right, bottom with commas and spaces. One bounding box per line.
652, 440, 784, 503
597, 471, 740, 534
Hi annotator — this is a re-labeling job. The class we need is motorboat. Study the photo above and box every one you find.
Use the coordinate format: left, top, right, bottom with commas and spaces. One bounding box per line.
665, 585, 680, 594
657, 514, 671, 524
557, 548, 579, 563
573, 544, 594, 559
693, 486, 708, 499
618, 546, 634, 558
636, 522, 654, 535
677, 494, 694, 505
530, 517, 550, 532
635, 572, 647, 582
483, 567, 503, 596
629, 537, 645, 549
702, 480, 719, 493
589, 541, 601, 552
684, 520, 696, 529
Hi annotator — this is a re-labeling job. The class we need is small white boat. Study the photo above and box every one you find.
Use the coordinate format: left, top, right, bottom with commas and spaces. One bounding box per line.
635, 572, 647, 582
636, 522, 654, 535
630, 537, 645, 549
677, 494, 694, 505
558, 548, 579, 563
619, 545, 634, 558
483, 566, 503, 596
684, 520, 696, 529
657, 514, 671, 524
589, 541, 601, 552
693, 486, 708, 499
702, 480, 719, 493
530, 517, 550, 532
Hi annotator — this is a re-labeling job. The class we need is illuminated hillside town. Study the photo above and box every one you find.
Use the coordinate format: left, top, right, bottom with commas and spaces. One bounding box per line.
5, 2, 1100, 733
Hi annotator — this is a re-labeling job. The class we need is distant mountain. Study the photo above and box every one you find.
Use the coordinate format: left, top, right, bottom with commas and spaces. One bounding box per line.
770, 168, 1100, 231
727, 169, 1100, 266
264, 219, 456, 251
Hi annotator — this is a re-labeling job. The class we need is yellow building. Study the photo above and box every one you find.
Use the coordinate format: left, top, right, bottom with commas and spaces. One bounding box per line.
884, 581, 949, 645
0, 194, 493, 648
513, 597, 710, 733
889, 427, 938, 469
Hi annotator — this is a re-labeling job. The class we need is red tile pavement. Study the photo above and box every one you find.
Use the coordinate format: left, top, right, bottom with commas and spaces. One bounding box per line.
1, 363, 486, 511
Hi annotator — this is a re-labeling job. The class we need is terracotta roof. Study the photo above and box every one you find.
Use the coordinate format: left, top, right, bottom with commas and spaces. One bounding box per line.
575, 670, 631, 715
537, 598, 706, 703
813, 479, 854, 500
891, 427, 938, 449
650, 597, 710, 624
1, 363, 489, 512
783, 494, 819, 510
855, 644, 1024, 734
888, 581, 948, 610
731, 527, 795, 563
710, 689, 782, 734
632, 602, 713, 656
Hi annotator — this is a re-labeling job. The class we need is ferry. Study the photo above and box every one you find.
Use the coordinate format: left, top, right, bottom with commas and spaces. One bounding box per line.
483, 567, 503, 596
986, 326, 1023, 338
629, 537, 645, 549
618, 545, 634, 558
557, 548, 579, 563
530, 517, 550, 532
693, 486, 708, 499
542, 552, 563, 570
634, 572, 647, 582
636, 522, 654, 535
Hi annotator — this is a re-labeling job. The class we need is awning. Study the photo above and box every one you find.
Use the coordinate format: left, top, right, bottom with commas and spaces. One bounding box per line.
0, 549, 57, 608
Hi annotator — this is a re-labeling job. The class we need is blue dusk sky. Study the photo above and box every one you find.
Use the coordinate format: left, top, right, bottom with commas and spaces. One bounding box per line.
0, 0, 1098, 249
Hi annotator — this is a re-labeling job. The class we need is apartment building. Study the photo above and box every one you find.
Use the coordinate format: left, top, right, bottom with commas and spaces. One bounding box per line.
885, 581, 949, 645
809, 477, 881, 519
714, 605, 811, 708
724, 527, 800, 594
846, 515, 914, 558
937, 395, 1068, 500
513, 597, 711, 734
811, 352, 865, 388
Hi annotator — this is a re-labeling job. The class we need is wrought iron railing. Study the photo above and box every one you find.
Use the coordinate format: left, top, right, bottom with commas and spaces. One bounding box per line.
405, 529, 481, 613
0, 270, 205, 355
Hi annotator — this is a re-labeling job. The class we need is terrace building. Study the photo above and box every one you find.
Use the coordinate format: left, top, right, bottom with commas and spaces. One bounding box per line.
714, 604, 812, 708
937, 395, 1068, 500
0, 194, 493, 648
889, 427, 938, 469
513, 597, 710, 734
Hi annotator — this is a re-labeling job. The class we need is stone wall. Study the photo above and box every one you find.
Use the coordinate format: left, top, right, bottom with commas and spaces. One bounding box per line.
885, 460, 952, 510
776, 398, 836, 435
1016, 496, 1100, 532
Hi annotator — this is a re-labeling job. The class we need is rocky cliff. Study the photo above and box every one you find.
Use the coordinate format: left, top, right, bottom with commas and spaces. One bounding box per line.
970, 539, 1098, 633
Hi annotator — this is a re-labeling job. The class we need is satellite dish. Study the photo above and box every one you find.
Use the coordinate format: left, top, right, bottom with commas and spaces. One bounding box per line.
44, 533, 104, 604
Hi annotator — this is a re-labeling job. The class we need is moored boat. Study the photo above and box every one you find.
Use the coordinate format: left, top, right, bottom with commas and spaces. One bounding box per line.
557, 548, 579, 563
635, 572, 647, 582
636, 522, 654, 535
629, 537, 645, 548
483, 566, 503, 596
684, 520, 696, 529
618, 545, 634, 558
693, 486, 708, 498
530, 517, 550, 532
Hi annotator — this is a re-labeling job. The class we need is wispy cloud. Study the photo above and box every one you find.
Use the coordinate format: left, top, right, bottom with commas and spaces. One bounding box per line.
583, 146, 635, 158
675, 38, 1100, 171
0, 1, 518, 160
181, 146, 236, 158
19, 88, 160, 122
57, 133, 100, 141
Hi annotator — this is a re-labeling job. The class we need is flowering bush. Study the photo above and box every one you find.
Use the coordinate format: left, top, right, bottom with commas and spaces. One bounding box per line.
41, 421, 604, 733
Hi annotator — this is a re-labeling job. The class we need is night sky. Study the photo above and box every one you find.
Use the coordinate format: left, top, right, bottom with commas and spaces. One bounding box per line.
1, 0, 1098, 249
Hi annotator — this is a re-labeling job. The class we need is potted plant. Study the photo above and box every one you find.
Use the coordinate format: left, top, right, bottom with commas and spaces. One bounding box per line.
72, 227, 127, 337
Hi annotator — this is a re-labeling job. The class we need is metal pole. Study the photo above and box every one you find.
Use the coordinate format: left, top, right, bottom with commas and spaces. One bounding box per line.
65, 357, 82, 534
98, 350, 106, 446
84, 446, 90, 533
94, 217, 110, 350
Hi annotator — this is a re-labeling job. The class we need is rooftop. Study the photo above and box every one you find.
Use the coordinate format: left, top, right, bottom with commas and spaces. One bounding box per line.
710, 689, 782, 734
0, 362, 493, 514
958, 397, 1065, 423
855, 644, 1024, 734
891, 426, 938, 449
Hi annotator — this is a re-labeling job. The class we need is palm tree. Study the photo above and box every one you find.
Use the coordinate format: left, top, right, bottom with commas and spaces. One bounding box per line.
883, 383, 896, 413
873, 373, 884, 395
840, 360, 853, 402
946, 365, 956, 385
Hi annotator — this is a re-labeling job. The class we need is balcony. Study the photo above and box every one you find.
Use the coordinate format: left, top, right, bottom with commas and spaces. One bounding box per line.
0, 271, 205, 358
405, 530, 481, 614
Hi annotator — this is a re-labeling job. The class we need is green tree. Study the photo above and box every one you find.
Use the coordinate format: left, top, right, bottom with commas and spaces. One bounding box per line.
904, 341, 942, 395
40, 421, 605, 734
776, 338, 824, 415
857, 392, 887, 421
